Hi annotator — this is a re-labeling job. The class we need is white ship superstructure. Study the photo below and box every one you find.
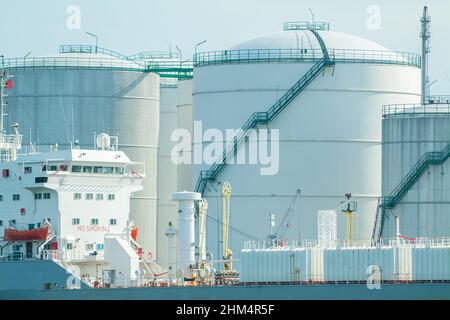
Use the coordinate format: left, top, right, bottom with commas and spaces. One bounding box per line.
0, 71, 160, 287
0, 130, 152, 285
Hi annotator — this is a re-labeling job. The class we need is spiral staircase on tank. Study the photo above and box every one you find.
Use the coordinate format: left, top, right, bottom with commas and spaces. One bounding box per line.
372, 143, 450, 243
194, 27, 336, 194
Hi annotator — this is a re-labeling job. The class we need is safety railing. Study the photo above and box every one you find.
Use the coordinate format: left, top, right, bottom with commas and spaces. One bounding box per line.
128, 51, 182, 61
427, 96, 450, 104
244, 237, 450, 251
383, 103, 450, 118
283, 21, 330, 31
0, 134, 22, 145
193, 48, 421, 68
0, 56, 147, 72
0, 56, 194, 79
59, 45, 141, 65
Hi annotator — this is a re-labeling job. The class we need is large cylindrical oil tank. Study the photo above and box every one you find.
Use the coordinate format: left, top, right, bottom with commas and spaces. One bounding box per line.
176, 79, 194, 192
382, 103, 450, 238
3, 47, 160, 254
192, 26, 421, 263
157, 78, 179, 266
128, 51, 189, 266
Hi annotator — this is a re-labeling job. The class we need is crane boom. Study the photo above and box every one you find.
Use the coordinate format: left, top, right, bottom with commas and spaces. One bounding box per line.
268, 189, 301, 244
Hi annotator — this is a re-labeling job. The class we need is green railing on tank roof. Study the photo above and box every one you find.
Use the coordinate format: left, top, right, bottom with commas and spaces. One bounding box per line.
194, 48, 421, 68
0, 56, 193, 79
283, 21, 330, 31
59, 45, 139, 64
383, 103, 450, 118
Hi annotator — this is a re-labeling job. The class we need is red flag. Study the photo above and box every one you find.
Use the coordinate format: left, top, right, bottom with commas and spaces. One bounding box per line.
5, 79, 13, 89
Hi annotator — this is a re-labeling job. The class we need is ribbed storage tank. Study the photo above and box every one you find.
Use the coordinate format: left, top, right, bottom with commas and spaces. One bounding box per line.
176, 79, 194, 192
382, 103, 450, 238
158, 78, 179, 267
193, 23, 421, 261
2, 46, 160, 254
128, 51, 193, 266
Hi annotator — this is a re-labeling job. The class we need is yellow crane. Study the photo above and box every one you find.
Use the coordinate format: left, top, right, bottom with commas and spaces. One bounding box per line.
198, 198, 208, 268
341, 193, 357, 243
221, 182, 233, 271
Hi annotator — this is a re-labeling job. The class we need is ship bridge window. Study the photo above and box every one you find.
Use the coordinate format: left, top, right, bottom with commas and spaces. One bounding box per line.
108, 194, 115, 201
72, 218, 80, 225
85, 193, 93, 200
103, 167, 114, 174
93, 166, 103, 174
71, 165, 82, 173
91, 218, 99, 225
114, 167, 124, 174
73, 193, 82, 200
96, 194, 104, 201
83, 166, 93, 173
109, 219, 117, 226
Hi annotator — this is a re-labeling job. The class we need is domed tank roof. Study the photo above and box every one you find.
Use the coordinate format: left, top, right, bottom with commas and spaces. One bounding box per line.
230, 30, 390, 52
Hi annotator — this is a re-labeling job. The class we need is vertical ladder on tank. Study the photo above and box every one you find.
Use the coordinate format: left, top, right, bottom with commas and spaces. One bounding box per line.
194, 58, 335, 194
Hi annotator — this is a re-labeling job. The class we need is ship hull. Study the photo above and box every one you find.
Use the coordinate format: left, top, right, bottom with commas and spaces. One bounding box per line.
1, 260, 449, 300
1, 283, 450, 300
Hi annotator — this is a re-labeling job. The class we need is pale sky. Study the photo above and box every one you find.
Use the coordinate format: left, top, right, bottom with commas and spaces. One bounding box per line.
2, 0, 450, 93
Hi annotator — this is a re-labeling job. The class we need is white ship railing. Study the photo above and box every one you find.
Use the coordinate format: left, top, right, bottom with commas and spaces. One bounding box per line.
43, 249, 104, 263
243, 237, 450, 251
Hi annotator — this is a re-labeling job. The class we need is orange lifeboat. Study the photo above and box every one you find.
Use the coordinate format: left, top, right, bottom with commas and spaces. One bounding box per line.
4, 226, 49, 242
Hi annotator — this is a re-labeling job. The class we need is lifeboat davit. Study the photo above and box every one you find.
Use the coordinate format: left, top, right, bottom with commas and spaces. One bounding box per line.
4, 227, 49, 242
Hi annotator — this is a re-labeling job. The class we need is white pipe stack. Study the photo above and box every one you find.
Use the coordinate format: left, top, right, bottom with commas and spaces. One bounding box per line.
171, 191, 201, 271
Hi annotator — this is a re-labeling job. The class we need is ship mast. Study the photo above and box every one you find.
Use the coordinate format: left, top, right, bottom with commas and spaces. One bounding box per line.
0, 70, 22, 162
0, 70, 11, 134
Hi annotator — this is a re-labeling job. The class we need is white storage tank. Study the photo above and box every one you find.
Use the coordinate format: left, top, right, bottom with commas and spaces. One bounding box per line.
382, 103, 450, 238
3, 46, 160, 254
193, 23, 421, 263
176, 79, 194, 192
129, 51, 187, 266
157, 78, 180, 267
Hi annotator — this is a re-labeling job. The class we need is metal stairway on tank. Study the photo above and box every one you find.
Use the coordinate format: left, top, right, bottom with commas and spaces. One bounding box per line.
195, 57, 335, 194
372, 143, 450, 243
